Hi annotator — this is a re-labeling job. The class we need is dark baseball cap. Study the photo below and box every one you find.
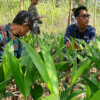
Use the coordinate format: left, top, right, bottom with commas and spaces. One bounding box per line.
13, 10, 34, 31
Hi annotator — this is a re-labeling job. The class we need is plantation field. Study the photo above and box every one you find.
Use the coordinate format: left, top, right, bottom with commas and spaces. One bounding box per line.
0, 0, 100, 34
0, 33, 100, 100
0, 0, 100, 100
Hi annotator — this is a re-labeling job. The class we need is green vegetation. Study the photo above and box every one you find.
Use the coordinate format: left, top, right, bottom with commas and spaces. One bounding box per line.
0, 0, 100, 100
0, 33, 100, 100
0, 0, 100, 34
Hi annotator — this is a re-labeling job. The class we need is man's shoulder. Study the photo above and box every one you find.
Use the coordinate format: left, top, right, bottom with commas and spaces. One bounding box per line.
67, 24, 76, 29
28, 4, 36, 10
87, 25, 95, 30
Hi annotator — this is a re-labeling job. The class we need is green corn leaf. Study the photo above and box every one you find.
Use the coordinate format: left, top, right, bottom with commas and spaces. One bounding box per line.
55, 61, 69, 70
71, 37, 75, 50
18, 55, 30, 67
71, 59, 91, 86
0, 64, 4, 83
31, 85, 43, 100
71, 59, 77, 83
0, 79, 10, 91
20, 39, 54, 95
6, 51, 25, 96
2, 55, 12, 80
42, 94, 56, 100
40, 43, 59, 98
3, 92, 13, 98
60, 86, 71, 100
68, 90, 85, 100
2, 41, 14, 80
24, 58, 36, 98
89, 46, 99, 60
53, 45, 65, 60
63, 53, 74, 63
83, 76, 99, 95
76, 54, 85, 62
58, 35, 64, 49
86, 86, 91, 100
90, 89, 100, 100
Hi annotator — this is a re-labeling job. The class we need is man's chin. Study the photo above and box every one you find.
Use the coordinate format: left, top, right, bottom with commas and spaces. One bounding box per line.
85, 23, 88, 26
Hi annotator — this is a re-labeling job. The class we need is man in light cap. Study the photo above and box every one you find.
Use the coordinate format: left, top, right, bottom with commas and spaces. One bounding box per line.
0, 10, 34, 61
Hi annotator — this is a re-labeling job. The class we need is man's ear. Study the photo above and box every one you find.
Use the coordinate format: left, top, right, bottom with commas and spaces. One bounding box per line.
22, 23, 28, 27
75, 17, 78, 22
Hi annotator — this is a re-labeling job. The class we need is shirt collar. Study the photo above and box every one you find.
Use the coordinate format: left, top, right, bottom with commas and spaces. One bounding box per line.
74, 24, 89, 32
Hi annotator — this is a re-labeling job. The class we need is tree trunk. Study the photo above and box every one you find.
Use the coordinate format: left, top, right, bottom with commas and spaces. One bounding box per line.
69, 0, 73, 25
94, 0, 97, 28
79, 0, 82, 6
20, 0, 23, 11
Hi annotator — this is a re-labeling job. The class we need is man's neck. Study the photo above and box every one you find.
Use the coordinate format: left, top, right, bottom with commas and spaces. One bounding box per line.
77, 23, 87, 30
77, 24, 87, 33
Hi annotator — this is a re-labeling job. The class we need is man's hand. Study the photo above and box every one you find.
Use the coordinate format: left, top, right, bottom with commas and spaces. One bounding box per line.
40, 15, 44, 18
74, 41, 80, 51
66, 42, 72, 49
66, 41, 80, 51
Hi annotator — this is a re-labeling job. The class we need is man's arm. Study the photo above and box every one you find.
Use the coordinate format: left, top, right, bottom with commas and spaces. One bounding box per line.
64, 25, 73, 44
64, 25, 80, 50
89, 27, 96, 41
64, 25, 73, 49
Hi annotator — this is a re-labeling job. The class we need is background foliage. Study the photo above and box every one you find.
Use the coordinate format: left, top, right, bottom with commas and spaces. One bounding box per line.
0, 0, 100, 34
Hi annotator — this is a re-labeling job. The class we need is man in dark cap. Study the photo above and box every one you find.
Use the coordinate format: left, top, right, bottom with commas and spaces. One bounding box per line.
0, 10, 34, 61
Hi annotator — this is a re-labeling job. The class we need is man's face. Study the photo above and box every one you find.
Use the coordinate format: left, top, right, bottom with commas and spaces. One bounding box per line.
32, 0, 38, 5
76, 10, 90, 27
19, 24, 30, 37
12, 23, 30, 37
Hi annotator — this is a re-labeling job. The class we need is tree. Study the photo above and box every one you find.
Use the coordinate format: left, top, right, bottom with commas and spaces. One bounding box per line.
79, 0, 82, 6
69, 0, 73, 25
20, 0, 23, 10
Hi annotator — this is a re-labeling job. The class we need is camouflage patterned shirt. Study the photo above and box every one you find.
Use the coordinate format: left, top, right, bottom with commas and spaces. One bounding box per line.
28, 4, 42, 34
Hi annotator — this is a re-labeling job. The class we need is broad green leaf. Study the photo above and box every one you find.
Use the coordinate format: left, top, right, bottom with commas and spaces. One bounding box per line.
68, 90, 85, 100
90, 74, 98, 86
71, 59, 77, 83
71, 37, 75, 50
40, 44, 59, 98
42, 94, 56, 100
24, 58, 36, 98
71, 59, 91, 86
58, 35, 64, 48
60, 87, 71, 100
76, 54, 85, 62
90, 89, 100, 100
86, 86, 91, 100
53, 45, 65, 60
2, 55, 11, 80
6, 51, 25, 96
83, 76, 99, 94
63, 53, 74, 63
0, 79, 10, 91
4, 92, 13, 98
89, 46, 99, 60
55, 61, 68, 70
0, 64, 4, 83
20, 39, 53, 94
18, 55, 30, 67
31, 85, 43, 100
2, 41, 14, 80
